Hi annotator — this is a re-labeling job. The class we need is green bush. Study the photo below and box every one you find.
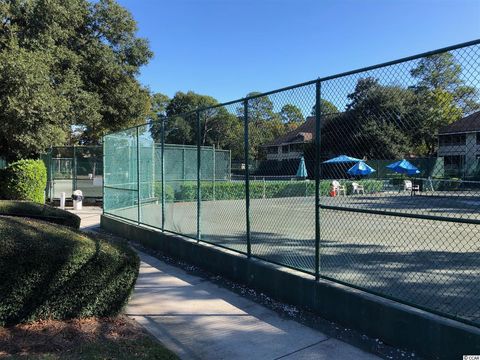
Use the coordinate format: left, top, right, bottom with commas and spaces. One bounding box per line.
0, 200, 81, 229
0, 216, 139, 326
154, 182, 174, 202
0, 159, 47, 203
175, 179, 384, 201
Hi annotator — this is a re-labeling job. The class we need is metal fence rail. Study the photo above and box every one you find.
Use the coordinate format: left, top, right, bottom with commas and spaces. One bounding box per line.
103, 39, 480, 327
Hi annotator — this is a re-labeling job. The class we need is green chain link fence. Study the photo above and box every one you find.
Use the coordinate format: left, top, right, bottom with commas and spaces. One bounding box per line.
103, 39, 480, 327
42, 146, 103, 200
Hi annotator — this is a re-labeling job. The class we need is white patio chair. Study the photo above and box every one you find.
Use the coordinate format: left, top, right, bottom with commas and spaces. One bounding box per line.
352, 182, 365, 195
404, 180, 419, 195
93, 175, 103, 187
332, 180, 346, 196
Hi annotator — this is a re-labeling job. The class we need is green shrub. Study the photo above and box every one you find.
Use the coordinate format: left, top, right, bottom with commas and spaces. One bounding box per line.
154, 182, 174, 202
0, 200, 81, 229
0, 216, 139, 326
0, 159, 47, 203
175, 179, 384, 201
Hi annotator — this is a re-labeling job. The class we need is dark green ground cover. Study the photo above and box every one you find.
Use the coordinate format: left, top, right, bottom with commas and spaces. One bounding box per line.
0, 200, 80, 229
0, 216, 139, 326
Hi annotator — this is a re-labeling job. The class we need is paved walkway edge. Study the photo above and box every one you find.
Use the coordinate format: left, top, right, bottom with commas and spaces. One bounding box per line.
126, 250, 378, 360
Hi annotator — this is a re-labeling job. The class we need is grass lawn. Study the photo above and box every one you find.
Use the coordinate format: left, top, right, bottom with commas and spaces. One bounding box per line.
0, 315, 178, 359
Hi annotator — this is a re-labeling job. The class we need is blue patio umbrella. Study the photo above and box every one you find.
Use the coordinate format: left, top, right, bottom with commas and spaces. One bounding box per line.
347, 161, 376, 176
296, 156, 308, 178
322, 155, 363, 163
386, 159, 420, 175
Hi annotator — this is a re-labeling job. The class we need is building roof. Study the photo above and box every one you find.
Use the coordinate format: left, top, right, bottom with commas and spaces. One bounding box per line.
266, 116, 316, 146
438, 111, 480, 135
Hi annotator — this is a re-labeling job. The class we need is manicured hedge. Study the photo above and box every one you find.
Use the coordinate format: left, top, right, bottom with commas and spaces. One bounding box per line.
176, 179, 384, 201
0, 216, 139, 326
0, 200, 81, 229
153, 182, 175, 202
0, 159, 47, 203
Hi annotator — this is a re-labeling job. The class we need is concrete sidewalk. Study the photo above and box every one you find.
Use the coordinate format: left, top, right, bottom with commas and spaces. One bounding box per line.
69, 206, 103, 231
73, 208, 378, 360
127, 251, 378, 360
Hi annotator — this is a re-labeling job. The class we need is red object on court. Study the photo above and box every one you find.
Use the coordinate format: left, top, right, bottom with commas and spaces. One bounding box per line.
330, 189, 337, 197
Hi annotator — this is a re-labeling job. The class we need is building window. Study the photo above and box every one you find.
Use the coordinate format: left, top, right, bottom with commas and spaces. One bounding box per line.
267, 146, 277, 154
439, 134, 466, 146
282, 145, 289, 153
289, 143, 304, 152
444, 155, 465, 177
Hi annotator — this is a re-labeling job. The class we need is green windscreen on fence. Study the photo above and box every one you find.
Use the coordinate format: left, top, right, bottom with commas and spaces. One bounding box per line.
104, 129, 138, 221
42, 146, 103, 199
103, 40, 480, 328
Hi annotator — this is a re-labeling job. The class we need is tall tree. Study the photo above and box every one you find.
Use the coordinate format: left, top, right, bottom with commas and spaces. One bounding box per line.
310, 99, 339, 116
321, 78, 414, 159
410, 52, 478, 113
150, 93, 170, 121
408, 52, 476, 154
280, 104, 304, 124
243, 92, 279, 123
237, 92, 294, 159
207, 108, 244, 160
0, 0, 152, 160
407, 88, 462, 155
165, 91, 219, 145
0, 45, 69, 159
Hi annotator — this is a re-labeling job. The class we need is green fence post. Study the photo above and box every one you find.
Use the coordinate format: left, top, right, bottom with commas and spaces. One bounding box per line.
136, 126, 141, 225
52, 149, 56, 201
212, 144, 216, 201
315, 79, 322, 280
102, 137, 105, 214
263, 177, 266, 199
73, 145, 77, 193
196, 110, 201, 240
182, 148, 185, 180
229, 149, 232, 180
161, 117, 166, 231
48, 147, 53, 202
244, 99, 251, 257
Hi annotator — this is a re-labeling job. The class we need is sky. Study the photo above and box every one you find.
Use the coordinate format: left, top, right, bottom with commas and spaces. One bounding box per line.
117, 0, 480, 104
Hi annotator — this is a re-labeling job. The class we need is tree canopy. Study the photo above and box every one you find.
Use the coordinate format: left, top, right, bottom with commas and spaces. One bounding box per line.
321, 50, 478, 159
0, 5, 477, 166
280, 104, 304, 124
411, 52, 478, 114
0, 0, 152, 160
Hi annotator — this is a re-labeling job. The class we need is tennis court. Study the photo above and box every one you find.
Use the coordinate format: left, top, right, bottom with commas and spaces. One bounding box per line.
106, 190, 479, 324
102, 40, 480, 328
50, 178, 103, 199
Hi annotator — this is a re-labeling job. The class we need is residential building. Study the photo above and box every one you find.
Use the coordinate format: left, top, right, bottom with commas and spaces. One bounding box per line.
264, 116, 315, 161
437, 111, 480, 178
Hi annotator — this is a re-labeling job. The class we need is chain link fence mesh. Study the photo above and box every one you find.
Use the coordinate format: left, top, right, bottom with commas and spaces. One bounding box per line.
103, 40, 480, 326
42, 146, 103, 200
